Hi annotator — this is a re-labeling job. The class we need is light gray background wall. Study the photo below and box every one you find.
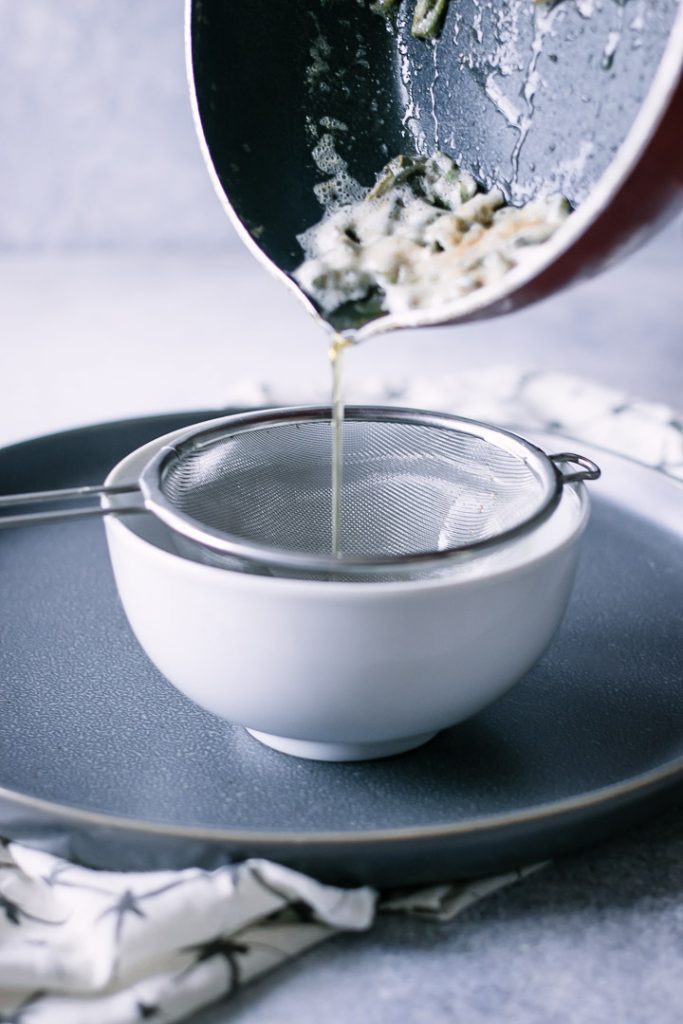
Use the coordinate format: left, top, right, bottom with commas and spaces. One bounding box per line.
0, 0, 234, 248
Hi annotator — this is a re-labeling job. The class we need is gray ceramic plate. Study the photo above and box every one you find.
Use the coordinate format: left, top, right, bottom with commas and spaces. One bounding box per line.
0, 411, 682, 886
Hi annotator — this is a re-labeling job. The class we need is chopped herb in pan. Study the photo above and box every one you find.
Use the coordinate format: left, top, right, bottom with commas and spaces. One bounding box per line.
412, 0, 449, 38
371, 0, 448, 39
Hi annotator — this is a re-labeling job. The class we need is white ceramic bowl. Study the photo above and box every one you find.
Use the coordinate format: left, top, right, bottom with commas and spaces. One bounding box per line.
103, 419, 590, 762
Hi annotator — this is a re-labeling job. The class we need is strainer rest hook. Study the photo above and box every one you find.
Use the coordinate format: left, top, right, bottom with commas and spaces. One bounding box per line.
549, 453, 602, 485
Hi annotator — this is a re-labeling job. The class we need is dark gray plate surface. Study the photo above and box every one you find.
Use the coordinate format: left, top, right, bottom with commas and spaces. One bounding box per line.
0, 412, 682, 885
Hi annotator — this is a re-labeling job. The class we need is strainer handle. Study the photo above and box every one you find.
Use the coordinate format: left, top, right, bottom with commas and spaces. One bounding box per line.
549, 453, 601, 484
0, 483, 144, 528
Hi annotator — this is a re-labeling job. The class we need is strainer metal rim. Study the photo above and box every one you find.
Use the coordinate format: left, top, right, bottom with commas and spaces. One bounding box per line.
137, 406, 573, 575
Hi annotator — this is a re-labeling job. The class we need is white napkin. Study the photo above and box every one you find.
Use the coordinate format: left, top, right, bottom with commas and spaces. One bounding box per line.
0, 840, 541, 1022
228, 367, 683, 478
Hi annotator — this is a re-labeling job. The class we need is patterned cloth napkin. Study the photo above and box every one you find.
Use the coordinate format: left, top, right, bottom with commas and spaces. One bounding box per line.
0, 841, 542, 1023
1, 368, 680, 1023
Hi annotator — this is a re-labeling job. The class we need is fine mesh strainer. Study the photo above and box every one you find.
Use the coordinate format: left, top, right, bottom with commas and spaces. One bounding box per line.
0, 407, 599, 580
0, 407, 598, 581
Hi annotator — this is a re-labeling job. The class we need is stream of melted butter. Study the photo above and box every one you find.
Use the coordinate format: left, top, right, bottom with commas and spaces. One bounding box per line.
329, 334, 352, 558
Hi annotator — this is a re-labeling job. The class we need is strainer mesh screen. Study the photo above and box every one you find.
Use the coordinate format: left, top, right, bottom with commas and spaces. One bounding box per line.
159, 419, 545, 559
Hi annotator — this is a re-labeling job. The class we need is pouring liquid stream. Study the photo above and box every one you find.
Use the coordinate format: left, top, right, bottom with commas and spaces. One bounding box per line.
329, 335, 351, 558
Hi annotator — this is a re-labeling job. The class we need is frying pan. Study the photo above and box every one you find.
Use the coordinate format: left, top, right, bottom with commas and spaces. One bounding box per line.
187, 0, 683, 339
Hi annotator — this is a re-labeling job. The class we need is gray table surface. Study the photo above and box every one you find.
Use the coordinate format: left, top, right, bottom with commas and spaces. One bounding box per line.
1, 221, 682, 1023
199, 804, 683, 1024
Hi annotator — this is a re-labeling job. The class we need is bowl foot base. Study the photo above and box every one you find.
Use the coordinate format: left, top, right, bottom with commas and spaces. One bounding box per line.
246, 728, 438, 761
